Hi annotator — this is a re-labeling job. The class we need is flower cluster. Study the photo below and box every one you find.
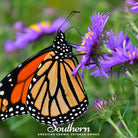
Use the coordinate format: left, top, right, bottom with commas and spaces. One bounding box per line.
93, 94, 126, 112
125, 0, 138, 13
72, 12, 110, 78
93, 98, 107, 110
4, 17, 69, 52
73, 11, 138, 78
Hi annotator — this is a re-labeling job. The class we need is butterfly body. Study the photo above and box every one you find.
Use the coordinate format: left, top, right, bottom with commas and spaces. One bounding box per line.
0, 30, 89, 126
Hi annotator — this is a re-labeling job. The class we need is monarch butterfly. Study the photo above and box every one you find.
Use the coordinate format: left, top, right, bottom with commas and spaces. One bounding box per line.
0, 11, 89, 126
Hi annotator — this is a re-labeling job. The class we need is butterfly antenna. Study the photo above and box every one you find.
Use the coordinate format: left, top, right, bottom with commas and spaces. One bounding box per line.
58, 10, 80, 32
65, 26, 82, 37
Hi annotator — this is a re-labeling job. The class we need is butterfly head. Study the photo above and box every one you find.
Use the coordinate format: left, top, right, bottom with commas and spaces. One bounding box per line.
52, 31, 73, 61
52, 11, 80, 61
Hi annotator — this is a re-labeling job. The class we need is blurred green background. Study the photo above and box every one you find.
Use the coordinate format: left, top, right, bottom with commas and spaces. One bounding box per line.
0, 0, 137, 138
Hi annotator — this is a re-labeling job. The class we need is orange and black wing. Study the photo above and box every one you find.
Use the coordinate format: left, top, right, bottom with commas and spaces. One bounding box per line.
26, 51, 89, 126
0, 47, 53, 121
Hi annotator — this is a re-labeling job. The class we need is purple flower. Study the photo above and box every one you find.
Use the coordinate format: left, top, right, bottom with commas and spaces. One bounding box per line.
106, 29, 136, 51
83, 29, 138, 78
86, 59, 111, 78
4, 17, 69, 52
102, 46, 138, 68
13, 21, 25, 32
111, 95, 117, 101
131, 2, 138, 12
93, 98, 107, 110
106, 29, 126, 50
125, 0, 136, 7
72, 12, 110, 77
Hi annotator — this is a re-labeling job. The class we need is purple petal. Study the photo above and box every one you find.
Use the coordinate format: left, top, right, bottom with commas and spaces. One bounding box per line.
4, 40, 16, 52
3, 17, 69, 52
131, 2, 138, 12
93, 98, 107, 110
13, 21, 25, 32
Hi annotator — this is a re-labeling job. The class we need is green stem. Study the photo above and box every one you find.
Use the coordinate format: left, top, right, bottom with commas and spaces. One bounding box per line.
125, 71, 133, 80
129, 22, 138, 33
126, 71, 138, 110
107, 117, 128, 138
117, 111, 134, 137
135, 85, 138, 110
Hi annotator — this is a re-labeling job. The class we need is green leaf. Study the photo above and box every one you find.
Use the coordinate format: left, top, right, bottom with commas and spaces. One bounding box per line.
8, 116, 31, 131
99, 120, 105, 133
87, 115, 100, 122
122, 106, 137, 136
127, 31, 138, 47
87, 116, 100, 122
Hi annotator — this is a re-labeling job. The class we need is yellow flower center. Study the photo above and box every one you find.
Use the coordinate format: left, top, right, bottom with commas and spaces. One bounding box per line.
128, 50, 137, 59
80, 31, 93, 54
29, 21, 51, 32
41, 21, 51, 28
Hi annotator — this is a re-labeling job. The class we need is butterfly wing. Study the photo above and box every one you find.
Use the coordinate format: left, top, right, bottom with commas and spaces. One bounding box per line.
26, 51, 89, 126
0, 47, 53, 121
0, 30, 89, 126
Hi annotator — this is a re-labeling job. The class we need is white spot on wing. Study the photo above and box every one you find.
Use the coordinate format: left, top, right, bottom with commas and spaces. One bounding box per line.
0, 91, 4, 96
84, 99, 87, 103
10, 113, 14, 116
55, 56, 59, 59
0, 114, 4, 117
33, 78, 36, 82
75, 113, 78, 116
79, 111, 82, 114
9, 78, 12, 82
72, 109, 76, 112
77, 107, 80, 110
64, 116, 67, 119
60, 39, 63, 42
9, 107, 13, 112
15, 111, 19, 114
38, 63, 42, 69
20, 107, 24, 111
29, 84, 32, 89
29, 106, 31, 111
18, 64, 22, 68
32, 109, 36, 112
22, 112, 26, 114
0, 83, 2, 87
60, 53, 63, 56
16, 105, 19, 109
1, 117, 5, 120
27, 95, 31, 99
7, 74, 11, 77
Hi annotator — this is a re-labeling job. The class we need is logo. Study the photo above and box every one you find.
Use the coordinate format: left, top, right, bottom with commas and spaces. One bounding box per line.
37, 122, 100, 136
47, 122, 90, 132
